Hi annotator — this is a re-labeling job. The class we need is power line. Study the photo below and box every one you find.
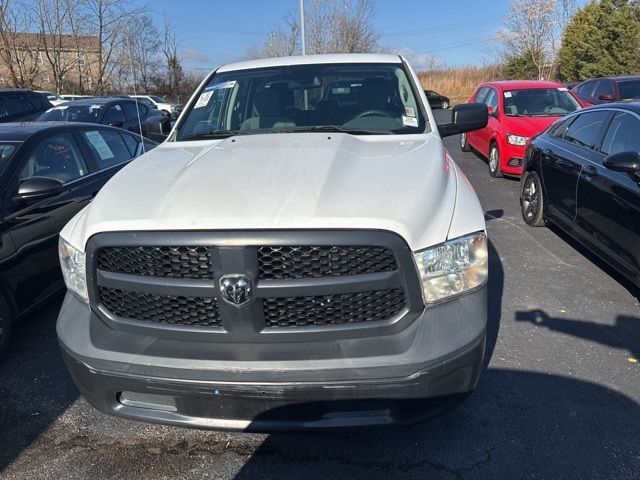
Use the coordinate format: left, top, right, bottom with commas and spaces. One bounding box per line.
382, 12, 506, 37
145, 8, 268, 37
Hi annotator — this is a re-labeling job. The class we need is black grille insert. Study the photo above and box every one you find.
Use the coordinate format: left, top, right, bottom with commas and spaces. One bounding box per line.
258, 246, 397, 279
97, 246, 213, 279
263, 288, 406, 328
99, 287, 221, 327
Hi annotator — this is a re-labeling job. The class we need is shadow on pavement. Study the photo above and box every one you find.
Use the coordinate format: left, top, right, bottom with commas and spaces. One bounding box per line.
516, 310, 640, 359
0, 295, 78, 472
233, 369, 640, 479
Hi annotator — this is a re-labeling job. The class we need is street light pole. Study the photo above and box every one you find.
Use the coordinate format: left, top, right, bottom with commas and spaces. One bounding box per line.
300, 0, 306, 55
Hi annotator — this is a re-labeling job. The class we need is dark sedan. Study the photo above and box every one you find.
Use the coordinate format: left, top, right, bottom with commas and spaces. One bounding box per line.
38, 97, 171, 142
424, 89, 450, 109
572, 76, 640, 106
0, 122, 156, 360
520, 103, 640, 288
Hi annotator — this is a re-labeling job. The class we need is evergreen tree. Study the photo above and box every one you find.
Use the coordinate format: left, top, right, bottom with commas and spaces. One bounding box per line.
558, 0, 640, 80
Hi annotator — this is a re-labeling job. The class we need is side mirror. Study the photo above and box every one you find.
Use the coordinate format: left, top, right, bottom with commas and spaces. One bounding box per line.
14, 176, 64, 201
603, 151, 640, 178
108, 121, 123, 128
438, 103, 488, 138
598, 94, 615, 102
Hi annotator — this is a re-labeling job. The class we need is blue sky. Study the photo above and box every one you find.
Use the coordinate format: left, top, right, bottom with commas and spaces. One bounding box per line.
135, 0, 565, 71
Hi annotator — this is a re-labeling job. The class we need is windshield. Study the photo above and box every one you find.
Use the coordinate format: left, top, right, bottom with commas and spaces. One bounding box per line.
151, 96, 168, 103
618, 81, 640, 101
0, 142, 19, 173
176, 63, 426, 140
503, 88, 580, 117
39, 104, 103, 122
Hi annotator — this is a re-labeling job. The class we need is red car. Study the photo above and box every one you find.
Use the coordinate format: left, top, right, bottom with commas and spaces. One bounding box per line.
461, 80, 582, 177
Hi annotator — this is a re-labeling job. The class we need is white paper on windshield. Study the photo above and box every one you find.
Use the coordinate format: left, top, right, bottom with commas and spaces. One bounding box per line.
402, 116, 418, 127
204, 80, 237, 92
85, 130, 114, 160
504, 91, 512, 98
404, 107, 416, 117
194, 91, 213, 109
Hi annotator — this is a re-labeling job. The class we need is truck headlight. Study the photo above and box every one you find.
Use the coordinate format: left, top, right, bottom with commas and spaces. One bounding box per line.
59, 237, 88, 302
413, 232, 488, 304
507, 134, 529, 146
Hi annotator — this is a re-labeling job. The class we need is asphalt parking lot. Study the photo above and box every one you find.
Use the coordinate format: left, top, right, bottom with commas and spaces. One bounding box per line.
1, 108, 638, 480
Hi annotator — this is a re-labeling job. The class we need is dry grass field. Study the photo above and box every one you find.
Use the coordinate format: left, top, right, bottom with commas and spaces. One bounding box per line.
417, 66, 503, 105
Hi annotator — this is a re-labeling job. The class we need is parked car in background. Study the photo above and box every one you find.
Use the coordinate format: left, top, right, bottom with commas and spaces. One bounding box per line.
36, 91, 65, 106
38, 97, 171, 142
0, 89, 52, 123
572, 76, 640, 106
56, 53, 490, 431
462, 80, 582, 177
424, 89, 450, 109
59, 94, 93, 101
129, 95, 183, 119
520, 103, 639, 288
0, 122, 156, 361
564, 81, 581, 90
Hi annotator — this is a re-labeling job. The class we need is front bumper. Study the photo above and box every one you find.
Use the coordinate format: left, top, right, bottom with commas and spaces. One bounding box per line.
58, 287, 487, 431
501, 143, 525, 175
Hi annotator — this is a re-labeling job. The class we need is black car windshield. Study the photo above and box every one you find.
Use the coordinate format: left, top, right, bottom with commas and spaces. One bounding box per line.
39, 104, 103, 122
0, 142, 19, 173
176, 63, 426, 140
503, 88, 580, 116
618, 80, 640, 101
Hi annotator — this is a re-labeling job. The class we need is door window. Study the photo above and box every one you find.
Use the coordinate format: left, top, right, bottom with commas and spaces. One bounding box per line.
484, 88, 498, 112
5, 95, 36, 115
19, 133, 88, 183
593, 81, 615, 99
578, 81, 597, 99
123, 102, 147, 120
549, 116, 576, 139
563, 111, 610, 149
121, 133, 139, 156
475, 87, 489, 103
600, 112, 640, 156
0, 99, 8, 119
103, 104, 126, 124
82, 129, 134, 169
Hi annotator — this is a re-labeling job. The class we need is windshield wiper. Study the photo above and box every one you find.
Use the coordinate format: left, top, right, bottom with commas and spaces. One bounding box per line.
180, 130, 243, 140
279, 126, 394, 135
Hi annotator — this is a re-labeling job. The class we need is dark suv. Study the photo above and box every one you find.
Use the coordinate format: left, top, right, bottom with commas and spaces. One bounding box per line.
572, 76, 640, 106
0, 89, 52, 122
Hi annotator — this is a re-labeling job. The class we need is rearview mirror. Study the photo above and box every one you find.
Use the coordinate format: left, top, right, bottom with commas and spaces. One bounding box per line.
598, 94, 615, 102
438, 103, 488, 138
603, 151, 640, 176
15, 176, 64, 201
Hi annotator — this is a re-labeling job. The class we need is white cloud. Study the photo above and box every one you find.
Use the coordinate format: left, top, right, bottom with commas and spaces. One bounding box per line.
394, 47, 443, 71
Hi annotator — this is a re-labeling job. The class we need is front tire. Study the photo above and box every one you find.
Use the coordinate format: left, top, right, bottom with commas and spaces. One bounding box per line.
460, 132, 471, 152
521, 171, 545, 226
488, 143, 503, 178
0, 295, 14, 363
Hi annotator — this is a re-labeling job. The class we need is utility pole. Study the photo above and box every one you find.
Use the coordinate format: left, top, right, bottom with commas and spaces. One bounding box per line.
300, 0, 306, 55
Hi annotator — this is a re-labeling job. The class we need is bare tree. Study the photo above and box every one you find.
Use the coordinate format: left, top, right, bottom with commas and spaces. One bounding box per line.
251, 0, 379, 58
81, 0, 138, 94
498, 0, 576, 79
35, 0, 82, 93
0, 0, 41, 88
122, 14, 162, 93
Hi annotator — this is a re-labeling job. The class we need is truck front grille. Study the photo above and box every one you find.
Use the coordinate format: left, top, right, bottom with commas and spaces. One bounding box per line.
99, 287, 221, 327
97, 246, 213, 279
263, 289, 406, 327
257, 245, 397, 279
88, 231, 420, 335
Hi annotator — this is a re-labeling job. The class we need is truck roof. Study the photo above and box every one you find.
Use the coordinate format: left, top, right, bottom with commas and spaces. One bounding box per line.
217, 53, 404, 73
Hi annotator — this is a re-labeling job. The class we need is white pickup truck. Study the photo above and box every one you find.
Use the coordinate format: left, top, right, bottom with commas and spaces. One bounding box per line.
57, 53, 489, 431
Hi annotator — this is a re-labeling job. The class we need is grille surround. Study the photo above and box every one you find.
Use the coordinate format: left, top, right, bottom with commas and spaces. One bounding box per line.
87, 231, 423, 338
258, 245, 397, 280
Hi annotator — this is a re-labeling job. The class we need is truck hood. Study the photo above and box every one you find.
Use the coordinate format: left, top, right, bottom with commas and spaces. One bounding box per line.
72, 133, 470, 252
